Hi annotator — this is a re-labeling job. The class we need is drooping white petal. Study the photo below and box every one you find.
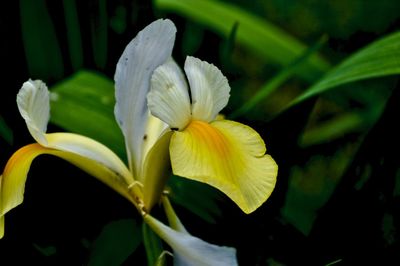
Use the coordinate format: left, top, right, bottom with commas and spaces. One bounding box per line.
148, 59, 191, 130
16, 80, 134, 184
114, 19, 176, 175
144, 215, 238, 266
17, 80, 50, 146
184, 56, 230, 122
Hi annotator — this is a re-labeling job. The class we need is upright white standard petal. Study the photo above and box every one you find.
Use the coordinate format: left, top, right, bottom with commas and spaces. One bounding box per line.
144, 215, 238, 266
148, 59, 191, 130
17, 80, 50, 146
184, 56, 230, 122
114, 19, 176, 175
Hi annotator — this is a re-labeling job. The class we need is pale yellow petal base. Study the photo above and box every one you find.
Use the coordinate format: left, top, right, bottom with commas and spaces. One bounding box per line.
170, 120, 278, 213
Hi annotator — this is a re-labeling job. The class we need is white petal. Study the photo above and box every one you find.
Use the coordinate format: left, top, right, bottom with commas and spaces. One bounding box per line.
184, 56, 230, 122
17, 80, 50, 145
114, 19, 176, 175
144, 215, 238, 266
148, 59, 191, 130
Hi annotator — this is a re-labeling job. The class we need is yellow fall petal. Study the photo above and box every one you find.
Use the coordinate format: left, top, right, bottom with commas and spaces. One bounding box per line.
0, 144, 137, 239
170, 120, 278, 214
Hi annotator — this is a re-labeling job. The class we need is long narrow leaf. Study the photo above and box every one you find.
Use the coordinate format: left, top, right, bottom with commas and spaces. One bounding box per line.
230, 35, 328, 118
288, 31, 400, 109
20, 0, 64, 79
63, 0, 84, 70
0, 116, 13, 144
154, 0, 330, 81
90, 0, 108, 69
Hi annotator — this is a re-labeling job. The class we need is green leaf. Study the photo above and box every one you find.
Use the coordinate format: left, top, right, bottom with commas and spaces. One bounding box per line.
288, 31, 400, 109
90, 0, 108, 69
63, 0, 84, 70
32, 243, 57, 257
299, 112, 366, 147
167, 176, 222, 224
230, 35, 328, 119
0, 116, 13, 144
142, 221, 165, 266
49, 71, 126, 159
154, 0, 330, 81
88, 219, 142, 266
281, 145, 358, 235
20, 0, 64, 80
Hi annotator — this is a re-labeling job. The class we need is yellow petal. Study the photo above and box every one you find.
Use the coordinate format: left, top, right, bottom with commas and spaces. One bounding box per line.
140, 113, 168, 180
170, 120, 278, 214
0, 215, 4, 239
141, 131, 173, 211
45, 132, 133, 185
0, 175, 3, 238
0, 144, 137, 239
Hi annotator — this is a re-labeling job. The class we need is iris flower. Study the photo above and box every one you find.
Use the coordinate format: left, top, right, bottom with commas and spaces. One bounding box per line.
0, 19, 277, 265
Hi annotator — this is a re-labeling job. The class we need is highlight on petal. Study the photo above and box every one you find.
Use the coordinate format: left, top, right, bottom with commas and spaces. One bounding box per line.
148, 59, 191, 130
114, 19, 176, 175
0, 144, 137, 239
170, 120, 278, 214
144, 214, 238, 266
184, 56, 230, 122
17, 80, 50, 145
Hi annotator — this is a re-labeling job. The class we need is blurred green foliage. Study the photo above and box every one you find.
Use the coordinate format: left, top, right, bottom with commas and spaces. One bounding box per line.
87, 219, 141, 266
1, 0, 399, 265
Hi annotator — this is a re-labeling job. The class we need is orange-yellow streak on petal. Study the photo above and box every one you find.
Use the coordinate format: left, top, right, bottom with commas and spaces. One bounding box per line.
0, 144, 136, 239
170, 120, 278, 214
